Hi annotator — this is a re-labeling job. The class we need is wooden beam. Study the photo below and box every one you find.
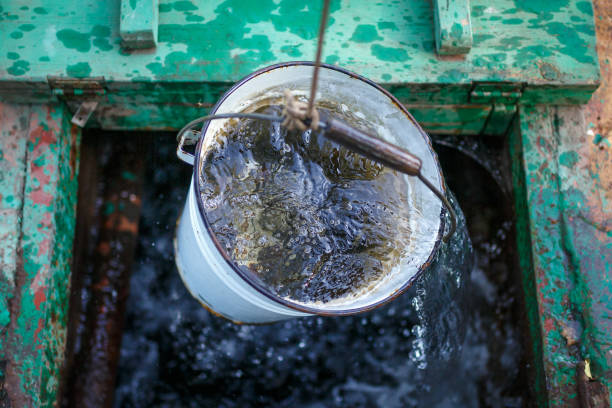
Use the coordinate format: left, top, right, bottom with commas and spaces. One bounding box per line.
433, 0, 473, 55
0, 103, 81, 407
120, 0, 159, 49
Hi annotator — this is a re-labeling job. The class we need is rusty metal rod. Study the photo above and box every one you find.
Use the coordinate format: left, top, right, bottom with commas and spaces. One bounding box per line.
317, 112, 457, 241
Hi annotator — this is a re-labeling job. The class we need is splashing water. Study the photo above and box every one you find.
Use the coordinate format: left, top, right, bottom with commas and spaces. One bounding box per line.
114, 135, 525, 408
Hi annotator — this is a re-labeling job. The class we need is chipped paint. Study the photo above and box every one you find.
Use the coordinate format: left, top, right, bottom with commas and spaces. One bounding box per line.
512, 103, 612, 406
0, 103, 80, 407
0, 0, 600, 99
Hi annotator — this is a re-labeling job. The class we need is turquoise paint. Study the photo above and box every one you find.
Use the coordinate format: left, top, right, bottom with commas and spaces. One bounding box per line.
559, 151, 579, 167
56, 25, 112, 53
370, 44, 409, 62
377, 21, 398, 31
66, 62, 92, 77
185, 14, 204, 22
7, 60, 29, 76
576, 1, 593, 14
160, 1, 198, 12
91, 25, 111, 37
6, 52, 19, 60
10, 31, 23, 39
38, 56, 50, 62
350, 24, 382, 43
502, 18, 524, 24
325, 55, 339, 64
382, 73, 392, 80
280, 44, 303, 57
93, 37, 113, 52
514, 0, 569, 14
172, 1, 198, 11
33, 7, 47, 14
450, 23, 463, 39
18, 24, 35, 32
437, 69, 468, 82
593, 133, 603, 144
56, 29, 92, 52
545, 22, 596, 64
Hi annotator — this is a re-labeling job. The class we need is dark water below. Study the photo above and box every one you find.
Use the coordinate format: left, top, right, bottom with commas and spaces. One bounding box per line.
114, 135, 527, 407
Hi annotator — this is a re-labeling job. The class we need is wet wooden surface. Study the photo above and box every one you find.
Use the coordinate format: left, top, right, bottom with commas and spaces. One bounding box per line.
60, 132, 146, 408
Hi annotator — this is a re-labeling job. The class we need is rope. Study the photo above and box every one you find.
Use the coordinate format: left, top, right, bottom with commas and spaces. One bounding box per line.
308, 0, 331, 116
281, 90, 320, 132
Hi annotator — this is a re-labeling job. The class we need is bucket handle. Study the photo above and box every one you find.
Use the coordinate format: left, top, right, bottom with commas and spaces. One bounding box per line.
176, 113, 456, 242
176, 113, 284, 166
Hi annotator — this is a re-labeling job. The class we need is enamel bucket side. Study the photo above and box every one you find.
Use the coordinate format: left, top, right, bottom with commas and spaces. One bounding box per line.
174, 62, 446, 324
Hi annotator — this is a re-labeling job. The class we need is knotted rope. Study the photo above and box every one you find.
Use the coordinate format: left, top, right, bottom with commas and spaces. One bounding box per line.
281, 90, 320, 132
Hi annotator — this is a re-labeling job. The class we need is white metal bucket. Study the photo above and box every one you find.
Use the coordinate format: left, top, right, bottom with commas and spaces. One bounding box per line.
174, 62, 446, 324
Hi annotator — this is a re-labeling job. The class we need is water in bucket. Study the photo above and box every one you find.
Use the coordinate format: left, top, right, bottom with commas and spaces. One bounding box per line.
199, 104, 414, 304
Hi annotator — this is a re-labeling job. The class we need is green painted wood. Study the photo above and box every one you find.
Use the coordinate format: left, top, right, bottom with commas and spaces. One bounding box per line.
433, 0, 472, 55
406, 104, 491, 135
0, 0, 600, 109
0, 103, 80, 407
0, 105, 28, 350
512, 105, 612, 406
483, 103, 516, 135
120, 0, 159, 49
553, 106, 612, 397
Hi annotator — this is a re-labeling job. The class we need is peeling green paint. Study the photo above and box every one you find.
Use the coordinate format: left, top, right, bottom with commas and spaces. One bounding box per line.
18, 24, 35, 32
56, 29, 93, 53
56, 25, 112, 54
0, 103, 81, 407
185, 14, 204, 22
515, 0, 569, 14
0, 0, 600, 102
324, 54, 339, 64
7, 60, 29, 76
371, 44, 409, 62
66, 62, 92, 77
377, 21, 398, 31
545, 22, 596, 64
280, 44, 303, 57
559, 150, 579, 167
350, 24, 382, 43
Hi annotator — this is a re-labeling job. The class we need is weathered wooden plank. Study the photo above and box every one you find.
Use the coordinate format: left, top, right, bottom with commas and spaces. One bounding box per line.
120, 0, 159, 49
512, 104, 612, 406
511, 106, 580, 407
554, 105, 611, 400
1, 103, 81, 407
62, 132, 145, 408
0, 104, 28, 363
433, 0, 472, 55
482, 103, 516, 135
0, 0, 600, 104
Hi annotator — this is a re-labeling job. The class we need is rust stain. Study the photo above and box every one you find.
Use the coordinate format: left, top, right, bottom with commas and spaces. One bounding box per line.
33, 288, 46, 310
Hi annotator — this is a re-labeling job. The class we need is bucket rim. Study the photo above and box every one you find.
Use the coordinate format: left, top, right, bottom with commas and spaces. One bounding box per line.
192, 61, 446, 316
